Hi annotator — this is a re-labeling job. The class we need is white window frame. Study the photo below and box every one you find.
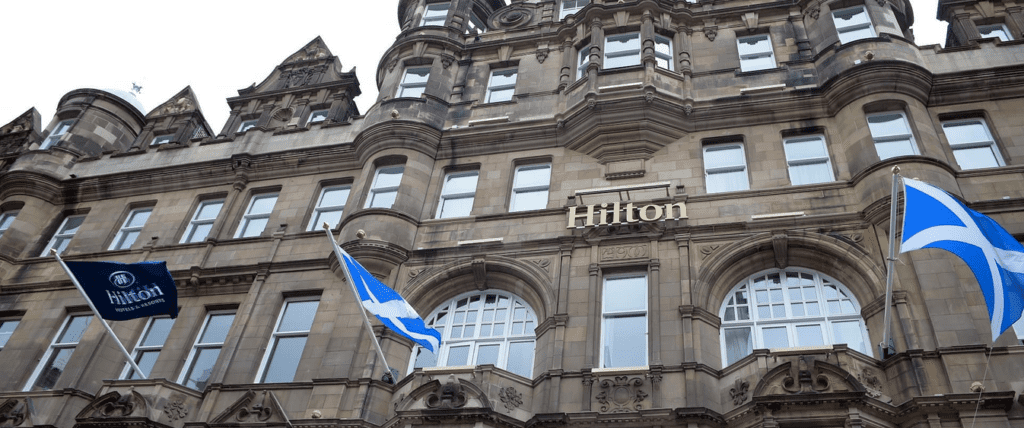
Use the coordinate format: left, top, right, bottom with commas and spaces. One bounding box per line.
577, 47, 591, 80
421, 2, 450, 26
977, 24, 1012, 41
255, 297, 320, 383
1013, 309, 1024, 345
181, 199, 224, 244
398, 67, 430, 98
941, 118, 1005, 170
40, 119, 74, 150
41, 215, 87, 257
307, 185, 351, 231
867, 111, 918, 160
485, 68, 518, 103
237, 119, 258, 133
703, 143, 750, 193
600, 274, 648, 368
832, 5, 876, 44
307, 109, 330, 125
365, 166, 405, 209
151, 135, 174, 146
24, 313, 92, 391
109, 208, 152, 251
436, 171, 480, 219
0, 318, 20, 350
466, 10, 487, 34
736, 34, 776, 72
655, 35, 673, 71
509, 163, 551, 212
0, 210, 19, 239
120, 316, 174, 380
560, 0, 588, 19
178, 311, 235, 390
783, 135, 835, 185
234, 193, 279, 238
604, 32, 642, 69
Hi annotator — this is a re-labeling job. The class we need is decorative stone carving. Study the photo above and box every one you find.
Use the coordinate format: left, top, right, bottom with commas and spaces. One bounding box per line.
160, 97, 195, 115
782, 356, 830, 393
753, 356, 866, 397
282, 65, 325, 88
387, 57, 399, 72
163, 397, 189, 422
77, 390, 148, 419
858, 369, 884, 398
772, 233, 788, 269
699, 244, 720, 259
441, 55, 454, 69
535, 49, 549, 63
0, 399, 26, 426
601, 244, 648, 261
286, 43, 329, 63
493, 6, 533, 29
529, 259, 551, 271
272, 108, 294, 122
211, 390, 273, 424
730, 378, 750, 405
704, 27, 718, 41
682, 103, 694, 116
425, 376, 468, 409
806, 6, 821, 20
408, 267, 428, 278
595, 376, 647, 413
644, 91, 655, 103
499, 386, 523, 412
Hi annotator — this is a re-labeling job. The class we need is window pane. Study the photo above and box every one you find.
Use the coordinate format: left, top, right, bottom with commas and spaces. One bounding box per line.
59, 316, 92, 344
875, 139, 915, 160
514, 165, 551, 188
447, 345, 471, 366
129, 350, 160, 379
604, 276, 647, 312
603, 316, 647, 367
442, 173, 479, 195
490, 70, 517, 87
476, 344, 500, 366
127, 210, 151, 228
400, 86, 426, 98
761, 326, 789, 349
868, 114, 909, 137
414, 347, 437, 368
511, 189, 547, 211
605, 54, 640, 69
737, 35, 771, 56
785, 137, 828, 160
279, 300, 319, 332
790, 162, 833, 185
197, 201, 223, 220
315, 210, 344, 230
606, 33, 640, 52
184, 348, 220, 390
262, 336, 308, 383
320, 187, 350, 206
741, 55, 775, 71
368, 189, 398, 208
707, 170, 749, 193
832, 321, 867, 354
506, 341, 534, 378
0, 320, 19, 347
488, 88, 515, 103
200, 314, 234, 344
142, 318, 174, 347
725, 327, 753, 366
796, 324, 825, 347
943, 121, 990, 145
404, 68, 430, 84
249, 195, 278, 214
705, 145, 744, 169
187, 223, 213, 243
954, 146, 1001, 169
977, 25, 1010, 41
375, 167, 405, 188
834, 7, 870, 26
60, 216, 85, 235
241, 217, 269, 238
117, 231, 141, 250
440, 196, 475, 218
35, 348, 75, 390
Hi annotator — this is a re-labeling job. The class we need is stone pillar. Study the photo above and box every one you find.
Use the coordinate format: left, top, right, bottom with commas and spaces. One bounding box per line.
789, 8, 813, 59
641, 10, 656, 69
950, 13, 981, 45
649, 258, 662, 365
585, 262, 600, 368
1007, 7, 1024, 38
559, 38, 573, 91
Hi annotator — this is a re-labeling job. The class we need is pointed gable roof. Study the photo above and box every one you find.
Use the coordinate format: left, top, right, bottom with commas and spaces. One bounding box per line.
0, 108, 42, 156
148, 86, 204, 118
233, 36, 359, 99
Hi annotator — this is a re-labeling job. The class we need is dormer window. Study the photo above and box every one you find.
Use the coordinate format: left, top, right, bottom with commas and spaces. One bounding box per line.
308, 109, 329, 125
40, 119, 74, 150
151, 135, 173, 146
977, 24, 1012, 41
421, 2, 450, 26
560, 0, 588, 20
238, 119, 258, 133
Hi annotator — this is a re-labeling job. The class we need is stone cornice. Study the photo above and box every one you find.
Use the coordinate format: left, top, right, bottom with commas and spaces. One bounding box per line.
0, 170, 63, 203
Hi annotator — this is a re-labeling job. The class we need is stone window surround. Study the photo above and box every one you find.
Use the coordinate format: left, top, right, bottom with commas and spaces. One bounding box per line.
586, 258, 661, 369
177, 194, 228, 244
107, 204, 155, 251
255, 296, 320, 383
232, 190, 281, 239
23, 312, 93, 391
436, 169, 480, 219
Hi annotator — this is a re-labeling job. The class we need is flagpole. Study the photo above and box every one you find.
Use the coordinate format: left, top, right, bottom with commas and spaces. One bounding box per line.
51, 250, 147, 378
321, 224, 396, 383
880, 166, 901, 359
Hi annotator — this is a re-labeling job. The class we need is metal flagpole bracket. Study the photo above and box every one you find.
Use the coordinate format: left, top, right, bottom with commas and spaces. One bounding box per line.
879, 165, 901, 360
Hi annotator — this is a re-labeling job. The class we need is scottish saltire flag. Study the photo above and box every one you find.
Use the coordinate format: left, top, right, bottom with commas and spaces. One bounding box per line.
900, 178, 1024, 340
328, 239, 442, 352
64, 261, 178, 321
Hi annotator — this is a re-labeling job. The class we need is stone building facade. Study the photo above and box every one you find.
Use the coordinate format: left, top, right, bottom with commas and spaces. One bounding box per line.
1, 0, 1024, 426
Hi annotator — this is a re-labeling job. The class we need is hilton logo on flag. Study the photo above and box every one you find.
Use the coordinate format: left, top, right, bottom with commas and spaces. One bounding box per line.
109, 271, 136, 288
65, 261, 178, 321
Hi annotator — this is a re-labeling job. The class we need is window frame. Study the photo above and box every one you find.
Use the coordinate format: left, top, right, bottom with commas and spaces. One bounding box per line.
109, 207, 153, 251
867, 111, 919, 160
40, 119, 74, 150
120, 316, 174, 380
254, 297, 320, 383
560, 0, 588, 20
365, 165, 405, 209
977, 23, 1012, 41
783, 135, 835, 185
234, 193, 279, 239
307, 185, 351, 231
736, 34, 776, 72
655, 35, 673, 71
307, 109, 330, 125
177, 310, 235, 390
485, 68, 518, 103
604, 32, 642, 70
436, 170, 480, 219
0, 210, 19, 239
509, 163, 551, 212
398, 67, 431, 98
237, 119, 259, 133
180, 199, 224, 244
941, 117, 1005, 170
151, 135, 174, 146
703, 143, 750, 194
577, 46, 591, 80
832, 5, 876, 44
41, 214, 87, 257
24, 313, 93, 391
600, 274, 649, 369
421, 2, 451, 26
0, 318, 20, 351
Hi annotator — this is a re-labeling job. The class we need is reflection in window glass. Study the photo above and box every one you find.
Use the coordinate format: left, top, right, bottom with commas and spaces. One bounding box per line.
510, 164, 551, 212
259, 299, 319, 383
180, 312, 234, 390
26, 314, 92, 391
602, 275, 647, 368
124, 317, 174, 379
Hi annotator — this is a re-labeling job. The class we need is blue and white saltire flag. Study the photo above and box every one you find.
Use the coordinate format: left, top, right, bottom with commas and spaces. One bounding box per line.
328, 238, 442, 352
900, 178, 1024, 340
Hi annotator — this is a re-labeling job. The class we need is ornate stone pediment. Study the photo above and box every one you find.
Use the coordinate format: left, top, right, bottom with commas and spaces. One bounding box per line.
75, 390, 149, 419
595, 375, 649, 413
0, 398, 28, 427
394, 375, 492, 412
211, 390, 286, 424
753, 356, 865, 397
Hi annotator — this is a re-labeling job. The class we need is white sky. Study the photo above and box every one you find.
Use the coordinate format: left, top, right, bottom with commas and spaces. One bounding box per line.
0, 0, 946, 132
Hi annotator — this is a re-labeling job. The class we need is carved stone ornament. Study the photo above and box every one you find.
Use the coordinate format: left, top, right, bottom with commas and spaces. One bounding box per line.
601, 245, 649, 261
529, 259, 551, 271
77, 390, 148, 419
682, 103, 694, 116
704, 27, 718, 41
408, 267, 428, 278
858, 368, 884, 398
160, 97, 195, 115
441, 56, 454, 69
730, 378, 750, 405
806, 6, 821, 20
753, 356, 867, 398
282, 65, 326, 88
211, 390, 273, 424
0, 399, 27, 427
493, 6, 533, 29
387, 57, 399, 72
782, 356, 830, 393
163, 397, 189, 422
535, 49, 549, 63
425, 375, 468, 409
700, 244, 720, 259
286, 43, 329, 63
595, 376, 647, 413
499, 386, 523, 412
644, 91, 655, 103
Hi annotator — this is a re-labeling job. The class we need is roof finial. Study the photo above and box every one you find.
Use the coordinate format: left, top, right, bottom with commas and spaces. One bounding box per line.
131, 82, 143, 95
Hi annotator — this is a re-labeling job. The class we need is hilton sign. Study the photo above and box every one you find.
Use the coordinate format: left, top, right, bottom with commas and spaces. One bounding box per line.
567, 201, 687, 229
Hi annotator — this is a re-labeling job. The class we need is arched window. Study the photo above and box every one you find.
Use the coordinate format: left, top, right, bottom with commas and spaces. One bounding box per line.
410, 290, 537, 378
719, 269, 870, 366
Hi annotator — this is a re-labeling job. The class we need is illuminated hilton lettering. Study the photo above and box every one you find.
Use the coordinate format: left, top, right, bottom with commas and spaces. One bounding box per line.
566, 201, 687, 229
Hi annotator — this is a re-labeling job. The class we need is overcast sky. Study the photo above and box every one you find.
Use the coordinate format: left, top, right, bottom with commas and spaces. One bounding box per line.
0, 1, 946, 132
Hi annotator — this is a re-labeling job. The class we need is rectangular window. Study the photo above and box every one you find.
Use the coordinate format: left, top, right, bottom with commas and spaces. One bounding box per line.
486, 68, 518, 103
398, 67, 430, 98
437, 171, 479, 219
256, 298, 320, 383
235, 193, 279, 238
151, 135, 173, 146
181, 200, 224, 244
577, 47, 590, 80
122, 317, 174, 379
510, 163, 551, 212
655, 35, 673, 70
109, 208, 152, 251
41, 215, 86, 257
25, 314, 92, 391
560, 0, 588, 19
867, 112, 917, 160
179, 312, 234, 390
737, 34, 776, 72
942, 118, 1004, 170
237, 119, 258, 133
308, 185, 350, 231
604, 33, 641, 69
601, 275, 648, 368
783, 135, 834, 185
40, 119, 74, 150
977, 24, 1012, 41
832, 6, 875, 44
365, 166, 405, 209
421, 2, 450, 26
466, 12, 487, 34
0, 210, 18, 239
0, 319, 20, 350
307, 109, 330, 125
703, 144, 750, 193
